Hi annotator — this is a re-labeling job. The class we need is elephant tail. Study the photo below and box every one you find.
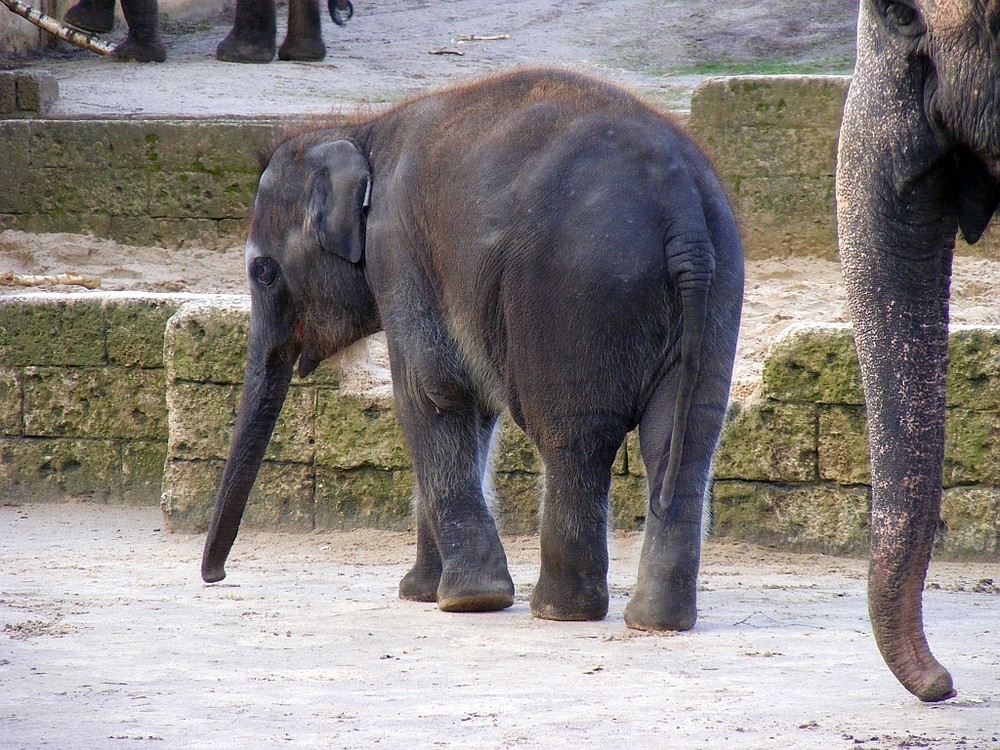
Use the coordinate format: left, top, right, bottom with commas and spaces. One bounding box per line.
655, 241, 714, 521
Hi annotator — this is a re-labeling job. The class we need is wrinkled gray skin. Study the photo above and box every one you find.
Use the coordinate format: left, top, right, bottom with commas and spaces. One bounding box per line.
216, 0, 353, 63
201, 68, 743, 632
837, 0, 1000, 702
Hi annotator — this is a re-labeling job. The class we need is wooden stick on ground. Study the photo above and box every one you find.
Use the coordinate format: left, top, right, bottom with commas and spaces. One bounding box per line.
0, 0, 115, 56
1, 272, 102, 289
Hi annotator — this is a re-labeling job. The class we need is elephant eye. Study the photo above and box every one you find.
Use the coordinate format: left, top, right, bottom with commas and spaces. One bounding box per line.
250, 256, 279, 286
883, 0, 924, 37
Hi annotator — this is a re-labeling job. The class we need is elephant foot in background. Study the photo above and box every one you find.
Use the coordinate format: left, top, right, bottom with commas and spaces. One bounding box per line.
622, 520, 700, 632
64, 0, 115, 33
218, 0, 329, 63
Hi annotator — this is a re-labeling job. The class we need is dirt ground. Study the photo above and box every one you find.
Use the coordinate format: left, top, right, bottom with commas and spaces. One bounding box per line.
2, 2, 1000, 748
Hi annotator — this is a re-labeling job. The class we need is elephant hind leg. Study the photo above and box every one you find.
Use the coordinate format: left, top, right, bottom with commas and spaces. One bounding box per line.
530, 429, 624, 622
278, 0, 325, 61
624, 346, 733, 632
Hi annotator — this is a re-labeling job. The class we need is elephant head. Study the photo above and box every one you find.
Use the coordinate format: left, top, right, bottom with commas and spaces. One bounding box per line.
836, 0, 1000, 701
201, 137, 380, 584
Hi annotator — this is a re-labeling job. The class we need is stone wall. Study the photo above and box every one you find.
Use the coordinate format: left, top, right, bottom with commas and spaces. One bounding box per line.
0, 118, 278, 248
0, 292, 211, 503
713, 324, 1000, 560
2, 295, 997, 559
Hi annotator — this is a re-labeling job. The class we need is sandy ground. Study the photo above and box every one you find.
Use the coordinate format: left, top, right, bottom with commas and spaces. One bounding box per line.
2, 2, 1000, 747
1, 504, 998, 749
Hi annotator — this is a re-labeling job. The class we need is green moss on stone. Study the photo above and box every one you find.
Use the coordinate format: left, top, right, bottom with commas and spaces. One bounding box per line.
818, 406, 870, 485
712, 480, 870, 553
314, 390, 409, 470
315, 467, 415, 531
0, 297, 105, 367
121, 441, 167, 506
104, 297, 184, 367
22, 367, 167, 440
166, 382, 238, 459
944, 409, 1000, 487
946, 327, 1000, 409
0, 368, 21, 436
939, 487, 1000, 559
762, 324, 863, 404
165, 301, 250, 384
0, 437, 120, 502
492, 472, 541, 535
713, 400, 818, 482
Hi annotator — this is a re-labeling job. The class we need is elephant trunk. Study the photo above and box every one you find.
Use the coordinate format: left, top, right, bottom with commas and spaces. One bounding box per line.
201, 340, 295, 583
838, 100, 957, 700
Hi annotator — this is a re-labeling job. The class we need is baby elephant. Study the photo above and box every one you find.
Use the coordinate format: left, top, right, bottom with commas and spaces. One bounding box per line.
201, 68, 743, 632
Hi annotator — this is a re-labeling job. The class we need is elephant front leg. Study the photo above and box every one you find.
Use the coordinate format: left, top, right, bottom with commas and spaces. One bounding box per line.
394, 385, 513, 613
531, 443, 616, 621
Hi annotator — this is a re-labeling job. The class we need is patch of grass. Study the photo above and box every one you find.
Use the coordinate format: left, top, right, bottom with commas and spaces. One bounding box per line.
669, 57, 854, 76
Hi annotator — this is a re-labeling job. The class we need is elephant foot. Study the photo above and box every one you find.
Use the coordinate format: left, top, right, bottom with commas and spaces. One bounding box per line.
530, 570, 609, 621
398, 560, 441, 603
278, 34, 326, 62
216, 30, 275, 63
64, 0, 115, 34
623, 585, 697, 632
437, 564, 515, 613
624, 520, 700, 631
112, 36, 166, 63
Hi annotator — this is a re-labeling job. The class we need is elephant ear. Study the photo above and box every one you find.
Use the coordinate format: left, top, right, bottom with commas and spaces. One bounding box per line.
955, 147, 1000, 245
308, 140, 371, 263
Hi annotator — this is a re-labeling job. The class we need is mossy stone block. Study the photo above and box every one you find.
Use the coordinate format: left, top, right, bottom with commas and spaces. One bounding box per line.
160, 458, 222, 532
121, 441, 167, 506
149, 170, 257, 220
0, 368, 21, 436
944, 408, 1000, 487
105, 297, 183, 368
939, 487, 1000, 559
818, 405, 870, 485
263, 384, 316, 464
22, 367, 167, 439
166, 382, 238, 459
0, 437, 120, 502
762, 324, 863, 404
315, 468, 415, 531
165, 300, 250, 384
712, 480, 870, 554
492, 472, 540, 535
610, 474, 648, 530
241, 461, 314, 532
314, 390, 409, 470
494, 415, 540, 473
946, 327, 1000, 409
0, 296, 105, 367
29, 121, 113, 169
713, 400, 817, 482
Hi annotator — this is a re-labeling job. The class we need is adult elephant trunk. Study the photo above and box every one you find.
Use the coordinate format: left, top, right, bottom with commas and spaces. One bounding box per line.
837, 30, 957, 701
200, 306, 296, 584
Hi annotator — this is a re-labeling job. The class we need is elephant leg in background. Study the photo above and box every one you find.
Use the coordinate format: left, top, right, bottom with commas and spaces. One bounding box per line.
529, 432, 622, 621
279, 0, 325, 61
217, 0, 277, 63
64, 0, 115, 33
113, 0, 165, 62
